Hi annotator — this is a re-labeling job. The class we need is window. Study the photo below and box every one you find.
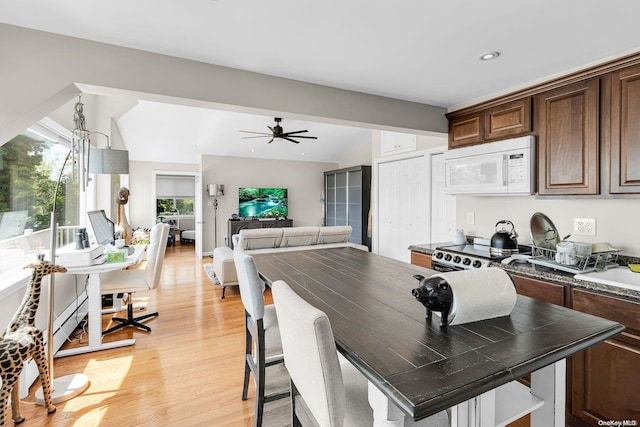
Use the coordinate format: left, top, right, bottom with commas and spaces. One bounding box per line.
155, 174, 195, 217
156, 198, 194, 216
0, 119, 78, 276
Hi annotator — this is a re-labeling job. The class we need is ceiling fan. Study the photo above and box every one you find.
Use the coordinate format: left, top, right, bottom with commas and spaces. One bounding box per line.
239, 117, 318, 144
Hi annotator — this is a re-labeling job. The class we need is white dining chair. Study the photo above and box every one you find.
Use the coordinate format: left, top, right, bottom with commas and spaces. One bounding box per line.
233, 248, 288, 427
272, 280, 449, 427
100, 222, 170, 335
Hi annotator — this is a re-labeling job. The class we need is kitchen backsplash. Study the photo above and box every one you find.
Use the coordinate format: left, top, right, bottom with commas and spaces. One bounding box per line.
456, 196, 640, 257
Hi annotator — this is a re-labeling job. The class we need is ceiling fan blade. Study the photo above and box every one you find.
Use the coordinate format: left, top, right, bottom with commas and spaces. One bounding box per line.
268, 126, 276, 133
286, 135, 317, 139
239, 130, 272, 136
241, 135, 271, 139
267, 137, 275, 144
283, 130, 309, 135
283, 137, 301, 144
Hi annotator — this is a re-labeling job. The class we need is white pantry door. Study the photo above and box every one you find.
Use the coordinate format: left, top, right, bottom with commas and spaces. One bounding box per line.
398, 156, 429, 262
377, 155, 428, 263
377, 161, 401, 260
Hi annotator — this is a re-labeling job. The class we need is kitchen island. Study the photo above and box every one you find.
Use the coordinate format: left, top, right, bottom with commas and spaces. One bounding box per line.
253, 247, 624, 426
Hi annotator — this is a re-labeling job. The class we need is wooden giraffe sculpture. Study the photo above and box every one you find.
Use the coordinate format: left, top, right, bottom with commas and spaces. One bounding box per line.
0, 259, 66, 425
116, 187, 133, 245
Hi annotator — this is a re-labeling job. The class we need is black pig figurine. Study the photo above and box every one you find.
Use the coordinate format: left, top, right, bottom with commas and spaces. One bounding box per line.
411, 275, 454, 327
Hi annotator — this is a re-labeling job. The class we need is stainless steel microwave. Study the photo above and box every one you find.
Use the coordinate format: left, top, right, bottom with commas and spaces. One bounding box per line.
443, 136, 535, 196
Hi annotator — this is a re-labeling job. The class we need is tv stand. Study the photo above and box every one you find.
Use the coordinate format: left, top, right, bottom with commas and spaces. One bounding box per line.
227, 218, 293, 248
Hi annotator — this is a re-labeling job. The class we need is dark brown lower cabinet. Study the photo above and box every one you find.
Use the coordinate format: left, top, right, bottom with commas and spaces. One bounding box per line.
568, 289, 640, 426
510, 274, 640, 426
410, 251, 432, 269
510, 274, 565, 306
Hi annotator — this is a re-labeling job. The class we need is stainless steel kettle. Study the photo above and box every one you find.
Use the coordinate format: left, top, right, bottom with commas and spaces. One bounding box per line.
490, 220, 519, 256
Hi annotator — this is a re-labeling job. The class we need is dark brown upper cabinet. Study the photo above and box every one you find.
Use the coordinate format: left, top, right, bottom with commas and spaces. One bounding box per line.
610, 64, 640, 194
484, 98, 532, 141
535, 78, 600, 195
448, 112, 483, 148
447, 98, 532, 148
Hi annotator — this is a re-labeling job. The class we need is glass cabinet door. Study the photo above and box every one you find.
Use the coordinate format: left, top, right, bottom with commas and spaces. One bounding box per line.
335, 172, 347, 226
325, 174, 336, 226
324, 166, 371, 250
347, 170, 362, 244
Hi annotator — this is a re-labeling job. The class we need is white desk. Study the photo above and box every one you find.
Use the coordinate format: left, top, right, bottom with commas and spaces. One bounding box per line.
56, 245, 147, 357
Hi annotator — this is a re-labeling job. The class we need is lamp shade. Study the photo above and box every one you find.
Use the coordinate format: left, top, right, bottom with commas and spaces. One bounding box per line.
89, 148, 129, 174
207, 184, 224, 196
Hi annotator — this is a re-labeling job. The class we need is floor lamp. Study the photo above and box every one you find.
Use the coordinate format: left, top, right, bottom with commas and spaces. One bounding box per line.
36, 95, 129, 404
207, 184, 224, 247
35, 146, 90, 405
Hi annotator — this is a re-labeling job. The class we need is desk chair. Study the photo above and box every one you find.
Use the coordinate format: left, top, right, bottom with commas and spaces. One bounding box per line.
272, 281, 449, 427
233, 249, 288, 427
100, 223, 170, 335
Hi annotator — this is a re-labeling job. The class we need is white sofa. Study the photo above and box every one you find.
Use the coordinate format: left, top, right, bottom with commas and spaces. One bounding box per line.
210, 226, 367, 298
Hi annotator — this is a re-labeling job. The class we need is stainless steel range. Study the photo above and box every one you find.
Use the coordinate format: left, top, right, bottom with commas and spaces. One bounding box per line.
432, 243, 532, 272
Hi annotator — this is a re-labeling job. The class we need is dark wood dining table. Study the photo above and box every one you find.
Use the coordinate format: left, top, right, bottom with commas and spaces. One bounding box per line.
252, 247, 624, 427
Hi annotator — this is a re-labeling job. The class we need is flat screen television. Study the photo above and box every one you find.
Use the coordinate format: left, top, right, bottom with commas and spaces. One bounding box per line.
87, 209, 116, 246
238, 187, 288, 218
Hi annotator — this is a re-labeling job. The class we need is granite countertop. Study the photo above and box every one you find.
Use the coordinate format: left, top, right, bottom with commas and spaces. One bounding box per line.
409, 242, 640, 302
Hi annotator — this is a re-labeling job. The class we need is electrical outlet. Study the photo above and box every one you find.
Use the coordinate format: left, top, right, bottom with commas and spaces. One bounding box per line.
467, 212, 475, 225
573, 218, 596, 236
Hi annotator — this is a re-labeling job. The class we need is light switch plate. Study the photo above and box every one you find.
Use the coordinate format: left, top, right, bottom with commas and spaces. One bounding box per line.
467, 212, 475, 225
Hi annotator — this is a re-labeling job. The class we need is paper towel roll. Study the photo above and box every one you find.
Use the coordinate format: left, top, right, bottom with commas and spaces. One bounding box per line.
432, 267, 516, 326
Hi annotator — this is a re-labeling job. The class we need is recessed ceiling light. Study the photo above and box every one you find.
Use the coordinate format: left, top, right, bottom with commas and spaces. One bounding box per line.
479, 51, 500, 61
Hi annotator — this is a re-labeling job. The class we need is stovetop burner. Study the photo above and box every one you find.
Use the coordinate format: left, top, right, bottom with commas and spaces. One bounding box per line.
432, 244, 532, 270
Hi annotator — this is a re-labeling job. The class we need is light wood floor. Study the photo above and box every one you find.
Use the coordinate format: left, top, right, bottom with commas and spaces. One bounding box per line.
13, 243, 259, 427
12, 244, 530, 427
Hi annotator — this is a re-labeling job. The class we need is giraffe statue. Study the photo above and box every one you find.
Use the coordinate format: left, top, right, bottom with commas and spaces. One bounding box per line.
116, 187, 133, 245
0, 259, 66, 425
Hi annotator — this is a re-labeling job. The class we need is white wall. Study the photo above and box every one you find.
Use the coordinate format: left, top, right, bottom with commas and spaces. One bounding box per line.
456, 196, 640, 256
201, 155, 337, 253
339, 136, 373, 168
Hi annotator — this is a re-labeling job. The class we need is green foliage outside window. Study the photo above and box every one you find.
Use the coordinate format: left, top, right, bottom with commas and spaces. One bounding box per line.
176, 199, 193, 214
0, 134, 77, 235
156, 198, 194, 215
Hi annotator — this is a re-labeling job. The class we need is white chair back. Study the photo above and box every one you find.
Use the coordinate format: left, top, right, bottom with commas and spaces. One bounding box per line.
145, 223, 170, 289
272, 280, 346, 427
233, 248, 265, 321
